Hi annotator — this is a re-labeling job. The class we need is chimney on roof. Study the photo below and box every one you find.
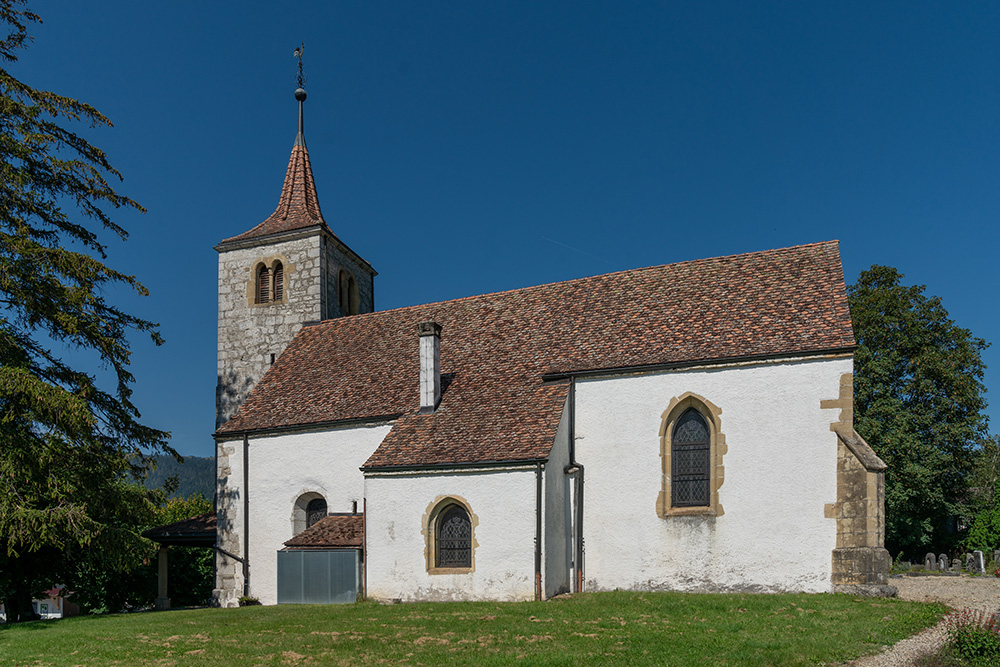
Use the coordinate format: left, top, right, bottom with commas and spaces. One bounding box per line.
418, 322, 442, 414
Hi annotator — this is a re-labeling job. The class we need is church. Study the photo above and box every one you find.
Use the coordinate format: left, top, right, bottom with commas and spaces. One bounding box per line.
210, 84, 891, 607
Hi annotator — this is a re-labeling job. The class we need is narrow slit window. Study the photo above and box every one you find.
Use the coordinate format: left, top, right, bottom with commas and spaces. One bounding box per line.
256, 265, 270, 304
273, 262, 284, 301
338, 270, 349, 313
348, 275, 359, 314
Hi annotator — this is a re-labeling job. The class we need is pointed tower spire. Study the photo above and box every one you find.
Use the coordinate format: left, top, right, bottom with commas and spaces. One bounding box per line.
294, 43, 306, 147
219, 44, 330, 244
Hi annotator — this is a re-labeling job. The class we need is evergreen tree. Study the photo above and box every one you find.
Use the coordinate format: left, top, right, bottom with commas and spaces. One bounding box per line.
0, 1, 172, 621
849, 265, 990, 558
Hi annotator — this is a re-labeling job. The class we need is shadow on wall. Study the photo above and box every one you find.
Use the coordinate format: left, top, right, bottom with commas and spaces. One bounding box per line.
216, 484, 241, 537
216, 371, 255, 429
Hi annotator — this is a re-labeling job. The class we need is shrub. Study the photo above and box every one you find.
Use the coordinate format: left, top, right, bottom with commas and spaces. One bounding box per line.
945, 608, 1000, 664
966, 479, 1000, 555
238, 595, 261, 607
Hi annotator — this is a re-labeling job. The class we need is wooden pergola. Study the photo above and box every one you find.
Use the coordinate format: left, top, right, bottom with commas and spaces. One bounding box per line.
142, 513, 217, 610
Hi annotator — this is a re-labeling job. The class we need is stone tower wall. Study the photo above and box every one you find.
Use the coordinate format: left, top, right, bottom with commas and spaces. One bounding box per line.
322, 236, 375, 318
216, 234, 323, 429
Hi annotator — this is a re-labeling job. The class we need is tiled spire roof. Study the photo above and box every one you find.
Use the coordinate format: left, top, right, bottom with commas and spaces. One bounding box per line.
219, 86, 334, 245
220, 141, 331, 244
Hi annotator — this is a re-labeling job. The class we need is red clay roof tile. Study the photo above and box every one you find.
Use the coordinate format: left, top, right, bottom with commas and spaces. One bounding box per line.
217, 241, 855, 469
219, 144, 330, 244
284, 514, 364, 549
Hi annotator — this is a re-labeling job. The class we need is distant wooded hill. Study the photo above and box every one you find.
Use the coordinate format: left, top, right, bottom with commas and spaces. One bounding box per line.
142, 455, 215, 500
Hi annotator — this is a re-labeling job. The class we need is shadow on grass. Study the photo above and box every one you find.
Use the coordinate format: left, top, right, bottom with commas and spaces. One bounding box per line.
0, 618, 58, 631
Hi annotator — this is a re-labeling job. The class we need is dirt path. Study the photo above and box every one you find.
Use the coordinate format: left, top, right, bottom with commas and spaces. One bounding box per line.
846, 575, 1000, 666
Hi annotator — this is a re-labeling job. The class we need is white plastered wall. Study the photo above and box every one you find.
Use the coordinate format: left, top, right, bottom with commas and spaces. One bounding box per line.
241, 423, 392, 605
365, 469, 538, 602
576, 356, 850, 593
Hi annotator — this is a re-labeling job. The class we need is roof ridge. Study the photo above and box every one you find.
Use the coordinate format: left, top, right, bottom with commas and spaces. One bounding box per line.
312, 240, 841, 326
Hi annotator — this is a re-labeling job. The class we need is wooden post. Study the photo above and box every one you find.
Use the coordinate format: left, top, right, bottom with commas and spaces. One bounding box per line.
155, 545, 171, 610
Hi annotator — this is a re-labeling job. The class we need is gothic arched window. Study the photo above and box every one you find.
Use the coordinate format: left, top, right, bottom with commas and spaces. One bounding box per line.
272, 261, 284, 301
435, 504, 472, 568
306, 498, 327, 528
671, 408, 711, 507
256, 265, 270, 304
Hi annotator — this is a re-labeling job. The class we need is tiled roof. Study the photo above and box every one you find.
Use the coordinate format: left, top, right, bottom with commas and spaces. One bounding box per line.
143, 512, 217, 546
284, 514, 364, 549
219, 144, 331, 244
217, 241, 855, 469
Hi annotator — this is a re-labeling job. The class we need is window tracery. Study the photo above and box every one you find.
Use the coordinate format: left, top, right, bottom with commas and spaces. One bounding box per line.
657, 393, 726, 518
436, 505, 472, 568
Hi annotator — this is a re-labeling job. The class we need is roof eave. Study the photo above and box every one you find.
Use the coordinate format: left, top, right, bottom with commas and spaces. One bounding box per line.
362, 457, 548, 474
540, 346, 857, 382
215, 225, 377, 276
215, 412, 405, 440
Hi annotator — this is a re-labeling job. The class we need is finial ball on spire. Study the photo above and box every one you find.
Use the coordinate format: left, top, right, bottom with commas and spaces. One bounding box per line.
295, 87, 307, 102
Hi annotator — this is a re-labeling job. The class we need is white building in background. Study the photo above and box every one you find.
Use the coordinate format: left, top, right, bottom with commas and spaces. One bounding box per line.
0, 587, 76, 621
210, 86, 891, 607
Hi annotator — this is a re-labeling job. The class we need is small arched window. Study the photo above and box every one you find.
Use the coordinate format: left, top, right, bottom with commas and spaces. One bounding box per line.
671, 408, 711, 507
348, 275, 359, 314
256, 265, 270, 304
435, 504, 472, 568
338, 269, 360, 315
338, 270, 349, 313
306, 498, 327, 528
272, 261, 284, 301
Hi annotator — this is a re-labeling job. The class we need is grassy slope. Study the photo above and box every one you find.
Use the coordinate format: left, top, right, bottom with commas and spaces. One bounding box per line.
1, 591, 946, 666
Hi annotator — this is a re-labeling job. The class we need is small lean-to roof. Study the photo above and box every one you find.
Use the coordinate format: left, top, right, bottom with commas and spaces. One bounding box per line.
217, 241, 855, 469
142, 512, 217, 547
283, 514, 364, 549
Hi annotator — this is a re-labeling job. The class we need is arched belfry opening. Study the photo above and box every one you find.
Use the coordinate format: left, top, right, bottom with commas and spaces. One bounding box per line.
256, 264, 270, 304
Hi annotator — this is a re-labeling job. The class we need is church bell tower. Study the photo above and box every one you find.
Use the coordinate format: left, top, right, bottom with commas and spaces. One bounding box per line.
214, 60, 376, 429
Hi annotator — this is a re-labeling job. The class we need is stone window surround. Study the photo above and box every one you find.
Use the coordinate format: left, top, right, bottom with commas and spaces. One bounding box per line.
656, 392, 727, 518
247, 254, 294, 307
291, 490, 326, 537
421, 495, 479, 575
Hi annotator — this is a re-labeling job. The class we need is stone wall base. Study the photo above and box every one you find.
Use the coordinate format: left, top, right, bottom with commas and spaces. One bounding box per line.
832, 583, 898, 597
212, 588, 240, 609
832, 546, 891, 587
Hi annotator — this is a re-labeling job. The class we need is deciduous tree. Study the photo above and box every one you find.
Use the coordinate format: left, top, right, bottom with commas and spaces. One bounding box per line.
849, 265, 989, 558
0, 1, 172, 621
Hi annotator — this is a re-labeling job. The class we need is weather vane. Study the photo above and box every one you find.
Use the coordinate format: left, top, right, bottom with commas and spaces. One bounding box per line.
294, 43, 306, 90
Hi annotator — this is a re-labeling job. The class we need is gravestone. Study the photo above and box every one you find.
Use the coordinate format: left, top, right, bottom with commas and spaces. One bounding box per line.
965, 553, 974, 571
925, 553, 937, 571
938, 554, 949, 571
994, 550, 1000, 565
973, 551, 985, 573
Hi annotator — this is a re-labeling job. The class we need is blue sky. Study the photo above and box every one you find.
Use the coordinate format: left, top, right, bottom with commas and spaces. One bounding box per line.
14, 1, 1000, 457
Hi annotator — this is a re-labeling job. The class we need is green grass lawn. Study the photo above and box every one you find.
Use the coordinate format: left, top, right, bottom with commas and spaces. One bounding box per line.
1, 591, 946, 666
